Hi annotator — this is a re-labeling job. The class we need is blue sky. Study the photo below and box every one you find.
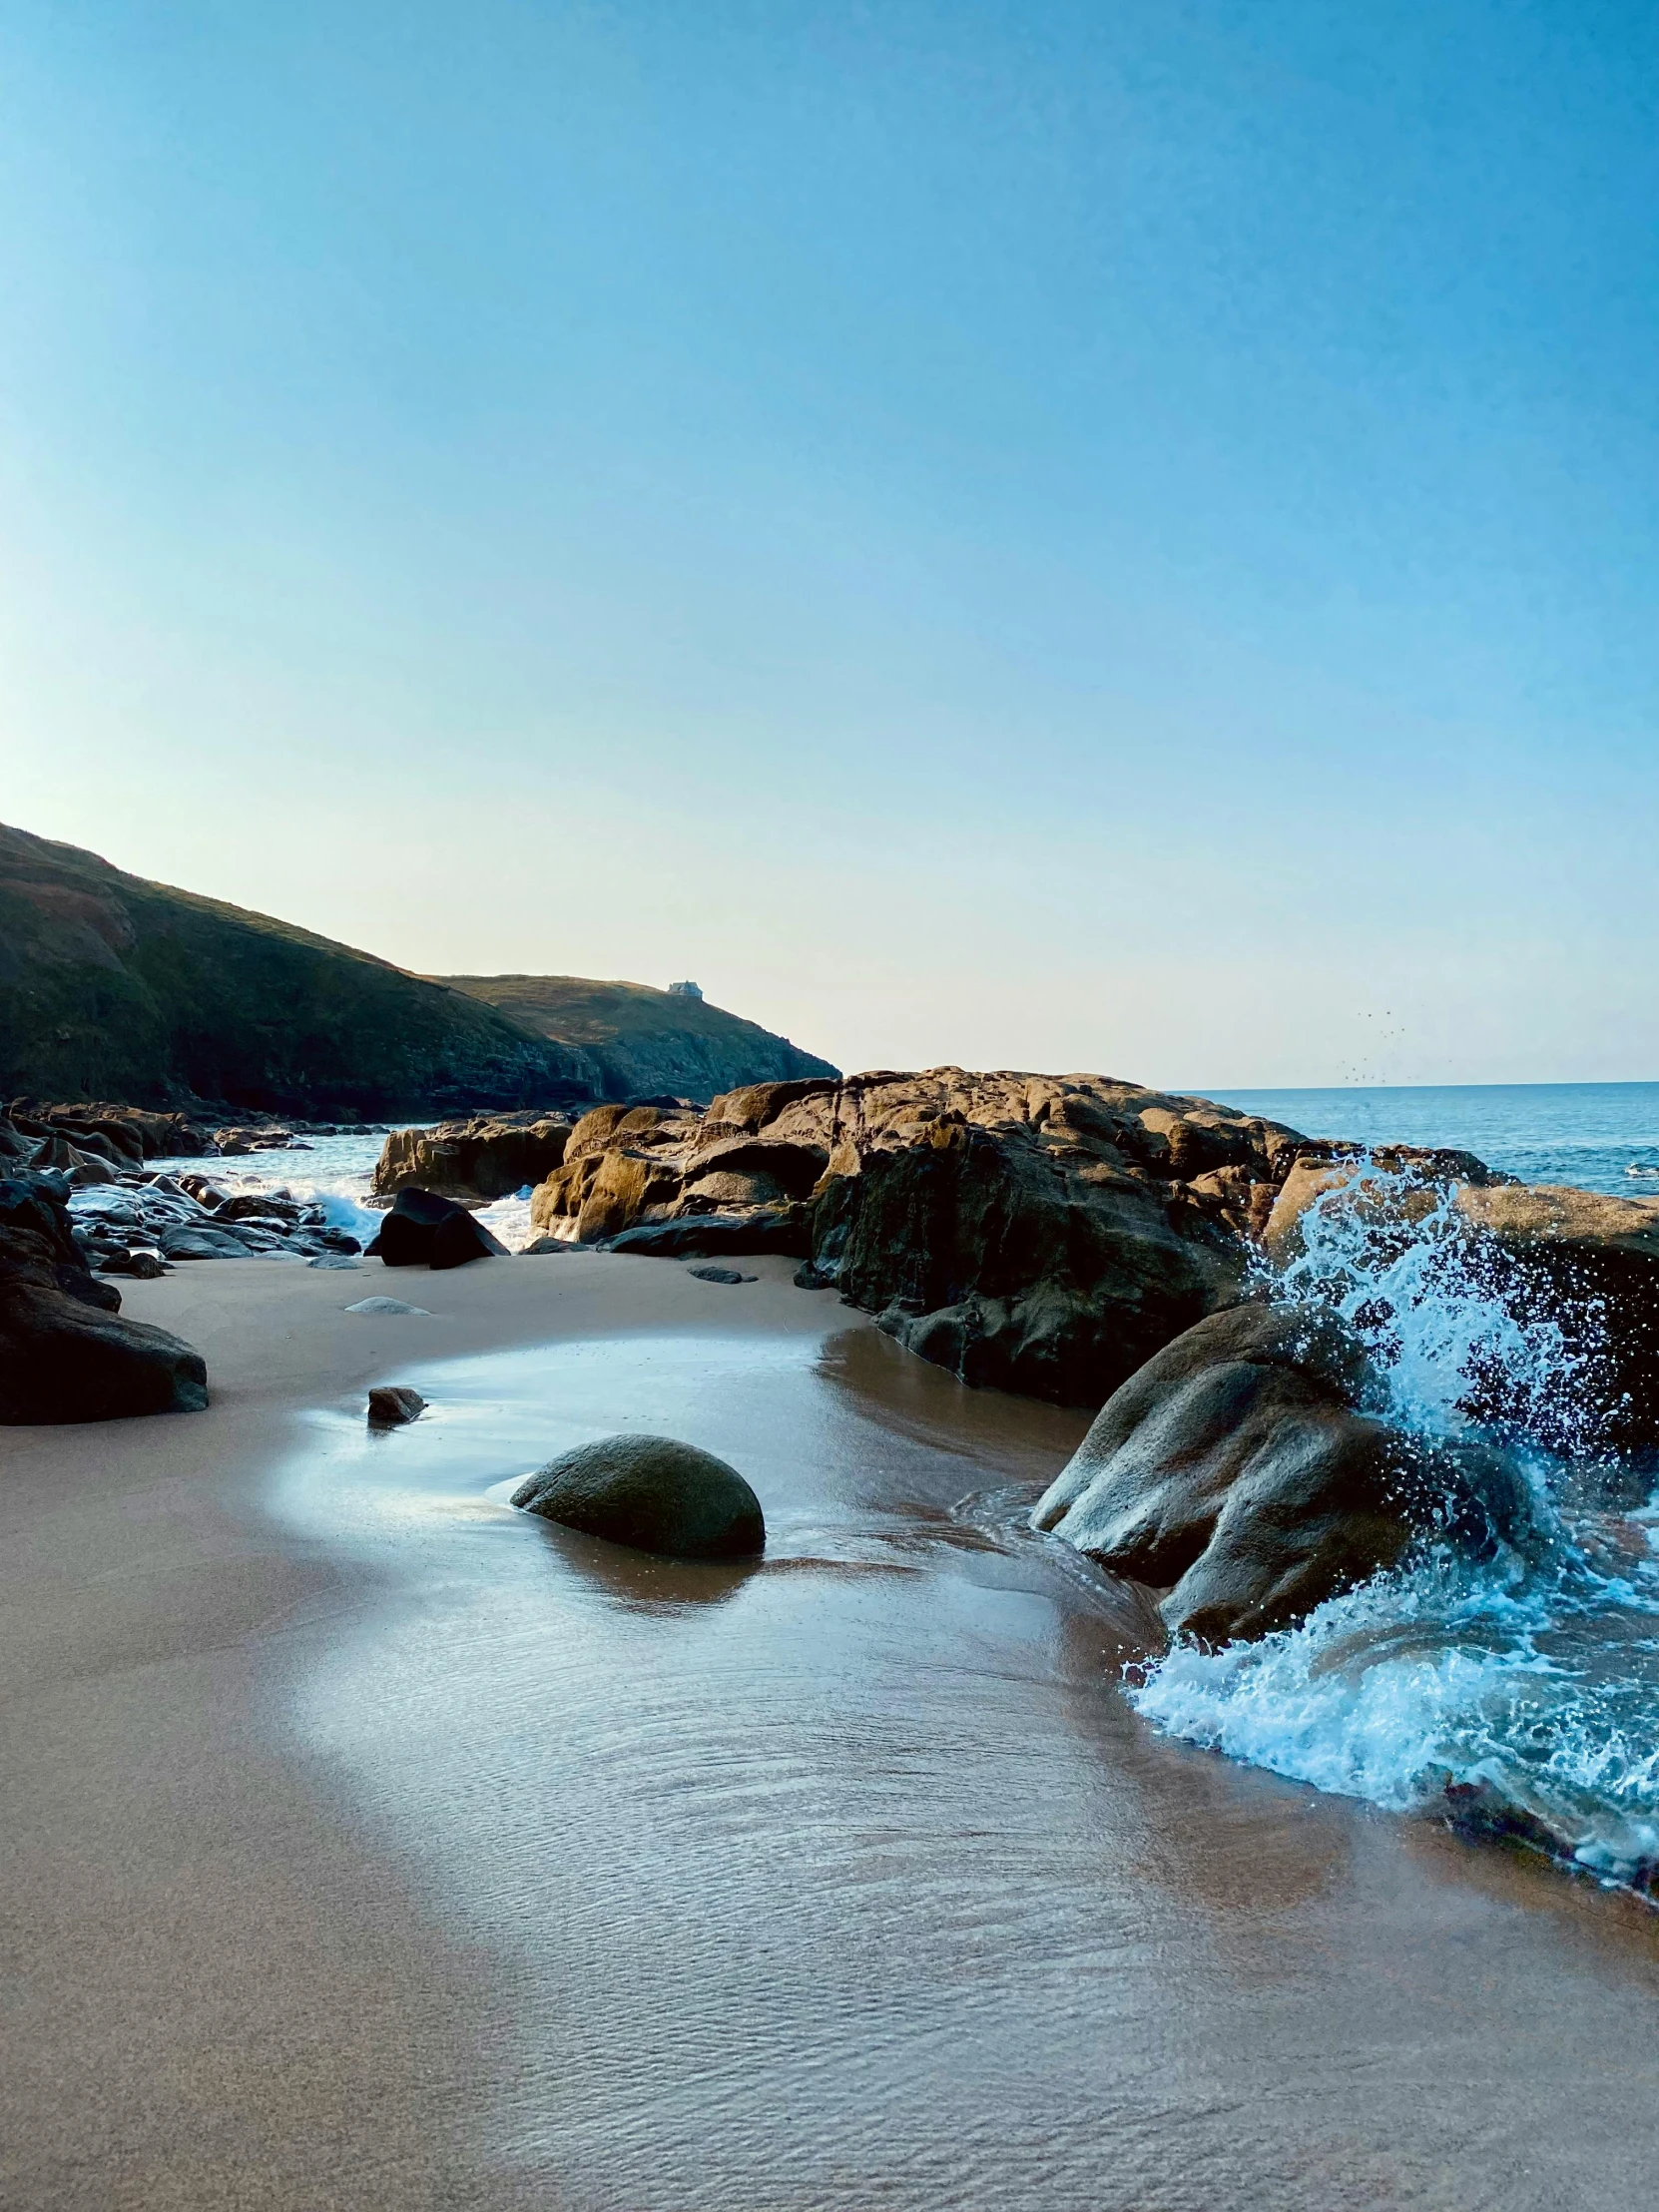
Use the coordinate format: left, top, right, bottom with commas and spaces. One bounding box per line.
3, 1, 1655, 1083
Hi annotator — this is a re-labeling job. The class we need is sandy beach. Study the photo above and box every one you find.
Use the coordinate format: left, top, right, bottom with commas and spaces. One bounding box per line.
7, 1253, 1659, 2210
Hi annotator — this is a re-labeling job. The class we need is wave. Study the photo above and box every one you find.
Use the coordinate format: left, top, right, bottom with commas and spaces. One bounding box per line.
1126, 1159, 1659, 1898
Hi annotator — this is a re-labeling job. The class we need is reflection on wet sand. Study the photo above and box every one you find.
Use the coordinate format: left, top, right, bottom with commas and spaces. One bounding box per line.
276, 1314, 1659, 2210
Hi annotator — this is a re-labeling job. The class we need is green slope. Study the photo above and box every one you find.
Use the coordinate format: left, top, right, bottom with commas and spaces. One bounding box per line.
0, 823, 585, 1114
441, 975, 839, 1100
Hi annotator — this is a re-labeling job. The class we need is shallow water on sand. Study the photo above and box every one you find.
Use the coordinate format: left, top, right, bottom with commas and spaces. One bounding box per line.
276, 1314, 1659, 2209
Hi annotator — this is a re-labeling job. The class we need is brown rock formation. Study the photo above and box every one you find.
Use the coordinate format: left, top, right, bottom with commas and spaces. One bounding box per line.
372, 1115, 572, 1203
522, 1067, 1309, 1404
1033, 1302, 1534, 1644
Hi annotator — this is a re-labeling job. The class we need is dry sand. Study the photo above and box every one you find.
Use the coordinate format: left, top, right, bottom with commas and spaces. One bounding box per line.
6, 1253, 1659, 2210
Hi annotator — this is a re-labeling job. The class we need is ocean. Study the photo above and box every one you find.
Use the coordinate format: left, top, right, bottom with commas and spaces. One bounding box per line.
1210, 1079, 1659, 1197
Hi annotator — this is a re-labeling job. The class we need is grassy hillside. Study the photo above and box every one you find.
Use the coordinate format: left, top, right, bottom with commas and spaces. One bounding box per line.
442, 974, 838, 1100
0, 824, 588, 1114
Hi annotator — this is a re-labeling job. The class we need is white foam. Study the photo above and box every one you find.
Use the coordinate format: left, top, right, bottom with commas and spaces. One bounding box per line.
1127, 1156, 1659, 1894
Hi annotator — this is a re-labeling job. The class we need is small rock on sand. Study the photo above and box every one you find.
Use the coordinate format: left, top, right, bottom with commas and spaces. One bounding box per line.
344, 1297, 431, 1316
512, 1433, 765, 1559
367, 1385, 426, 1426
688, 1265, 755, 1285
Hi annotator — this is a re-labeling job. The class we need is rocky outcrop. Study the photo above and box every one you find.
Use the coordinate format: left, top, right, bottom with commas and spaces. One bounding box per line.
8, 1100, 210, 1160
0, 1172, 122, 1311
364, 1187, 510, 1270
1033, 1303, 1534, 1644
518, 1067, 1659, 1465
527, 1070, 1306, 1406
0, 1271, 210, 1422
606, 1211, 812, 1260
440, 973, 837, 1102
512, 1434, 766, 1559
0, 1171, 209, 1422
529, 1103, 703, 1245
371, 1114, 571, 1202
12, 1131, 362, 1271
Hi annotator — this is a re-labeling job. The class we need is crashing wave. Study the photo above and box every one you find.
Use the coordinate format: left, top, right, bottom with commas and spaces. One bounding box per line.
1126, 1157, 1659, 1898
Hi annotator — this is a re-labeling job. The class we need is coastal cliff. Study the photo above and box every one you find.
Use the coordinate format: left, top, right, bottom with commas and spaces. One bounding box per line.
0, 824, 836, 1115
439, 973, 837, 1101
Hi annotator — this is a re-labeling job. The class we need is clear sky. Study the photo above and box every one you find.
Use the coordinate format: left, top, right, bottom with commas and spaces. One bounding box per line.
3, 2, 1655, 1085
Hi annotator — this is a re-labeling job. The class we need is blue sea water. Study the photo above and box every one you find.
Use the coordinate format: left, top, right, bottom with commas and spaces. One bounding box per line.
1207, 1081, 1659, 1197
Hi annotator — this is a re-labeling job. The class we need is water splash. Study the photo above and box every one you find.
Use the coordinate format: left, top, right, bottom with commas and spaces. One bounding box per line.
1271, 1158, 1614, 1460
1128, 1156, 1659, 1898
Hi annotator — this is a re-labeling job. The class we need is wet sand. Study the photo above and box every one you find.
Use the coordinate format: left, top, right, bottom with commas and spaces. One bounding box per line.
5, 1254, 1659, 2208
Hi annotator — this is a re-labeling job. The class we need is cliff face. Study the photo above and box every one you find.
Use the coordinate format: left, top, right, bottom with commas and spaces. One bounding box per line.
440, 974, 838, 1101
0, 825, 591, 1115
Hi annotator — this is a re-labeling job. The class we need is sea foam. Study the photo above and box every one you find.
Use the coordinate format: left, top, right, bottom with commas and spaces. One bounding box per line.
1127, 1159, 1659, 1896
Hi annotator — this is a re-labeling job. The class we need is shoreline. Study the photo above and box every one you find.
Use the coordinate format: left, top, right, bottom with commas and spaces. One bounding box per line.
8, 1257, 1659, 2206
1, 1254, 863, 2208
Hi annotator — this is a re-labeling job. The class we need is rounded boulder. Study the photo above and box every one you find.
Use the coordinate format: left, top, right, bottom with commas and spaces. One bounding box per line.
512, 1433, 765, 1560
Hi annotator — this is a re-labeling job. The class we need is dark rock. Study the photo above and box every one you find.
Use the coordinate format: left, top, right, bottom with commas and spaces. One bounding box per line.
605, 1210, 812, 1260
365, 1210, 440, 1267
0, 1175, 84, 1271
367, 1384, 426, 1426
1033, 1302, 1534, 1645
793, 1260, 834, 1289
522, 1235, 573, 1255
161, 1225, 257, 1261
99, 1249, 169, 1279
0, 1174, 121, 1310
66, 1157, 121, 1188
9, 1101, 207, 1159
364, 1186, 508, 1270
431, 1208, 510, 1270
215, 1191, 302, 1223
0, 1234, 208, 1423
0, 1114, 37, 1163
687, 1265, 754, 1284
818, 1121, 1241, 1407
512, 1433, 765, 1559
34, 1132, 120, 1180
